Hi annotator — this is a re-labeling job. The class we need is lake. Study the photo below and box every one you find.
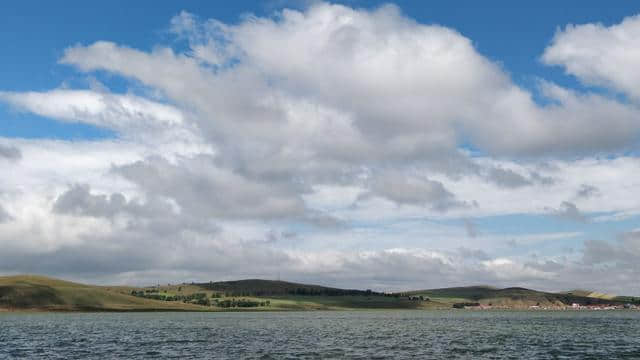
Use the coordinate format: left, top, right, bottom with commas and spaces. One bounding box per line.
2, 310, 640, 359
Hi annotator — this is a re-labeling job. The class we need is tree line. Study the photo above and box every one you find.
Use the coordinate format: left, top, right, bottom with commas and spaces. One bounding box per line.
130, 290, 270, 308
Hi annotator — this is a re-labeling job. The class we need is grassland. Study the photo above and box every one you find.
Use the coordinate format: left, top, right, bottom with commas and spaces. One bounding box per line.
109, 280, 438, 311
1, 275, 638, 312
561, 289, 617, 300
0, 275, 207, 312
0, 276, 432, 312
408, 286, 640, 309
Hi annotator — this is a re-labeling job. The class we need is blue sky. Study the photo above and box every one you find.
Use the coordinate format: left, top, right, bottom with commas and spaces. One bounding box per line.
1, 1, 640, 293
3, 1, 639, 99
2, 1, 639, 141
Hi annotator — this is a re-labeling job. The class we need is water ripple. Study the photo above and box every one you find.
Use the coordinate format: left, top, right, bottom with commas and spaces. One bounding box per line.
1, 311, 640, 359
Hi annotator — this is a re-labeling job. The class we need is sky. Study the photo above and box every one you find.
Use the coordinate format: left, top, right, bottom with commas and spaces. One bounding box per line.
1, 1, 640, 294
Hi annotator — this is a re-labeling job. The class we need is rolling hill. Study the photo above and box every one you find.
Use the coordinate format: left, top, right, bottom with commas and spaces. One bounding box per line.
197, 279, 382, 296
0, 275, 430, 311
0, 275, 208, 311
119, 279, 433, 310
561, 289, 617, 300
409, 286, 639, 308
1, 275, 638, 312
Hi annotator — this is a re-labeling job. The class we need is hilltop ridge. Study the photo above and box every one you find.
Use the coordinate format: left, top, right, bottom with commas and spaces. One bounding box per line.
197, 279, 381, 297
409, 285, 639, 309
0, 275, 207, 311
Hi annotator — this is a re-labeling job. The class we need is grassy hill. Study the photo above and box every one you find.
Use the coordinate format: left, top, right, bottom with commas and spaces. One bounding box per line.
0, 275, 433, 312
0, 275, 208, 311
115, 279, 436, 311
197, 279, 381, 297
562, 289, 617, 300
409, 286, 638, 309
2, 275, 638, 312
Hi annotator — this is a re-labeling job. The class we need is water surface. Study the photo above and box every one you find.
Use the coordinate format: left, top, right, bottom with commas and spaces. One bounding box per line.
2, 310, 640, 359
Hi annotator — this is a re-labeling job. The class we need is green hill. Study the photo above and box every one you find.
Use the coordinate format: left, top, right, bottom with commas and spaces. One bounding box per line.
561, 289, 617, 300
0, 275, 207, 311
2, 275, 638, 312
197, 279, 381, 297
0, 275, 432, 311
126, 279, 434, 310
409, 286, 636, 309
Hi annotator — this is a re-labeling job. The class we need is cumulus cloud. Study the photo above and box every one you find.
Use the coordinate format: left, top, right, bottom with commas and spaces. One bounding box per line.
529, 171, 555, 186
457, 247, 488, 260
0, 144, 21, 160
463, 219, 478, 238
1, 2, 640, 292
481, 258, 555, 282
0, 204, 12, 223
59, 4, 640, 161
365, 173, 469, 211
547, 201, 588, 223
0, 90, 184, 132
575, 184, 600, 199
113, 155, 307, 220
583, 230, 640, 267
543, 14, 640, 100
52, 183, 175, 219
485, 167, 532, 188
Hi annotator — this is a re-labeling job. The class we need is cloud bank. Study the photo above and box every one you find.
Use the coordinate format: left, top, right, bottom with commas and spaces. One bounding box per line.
1, 3, 640, 293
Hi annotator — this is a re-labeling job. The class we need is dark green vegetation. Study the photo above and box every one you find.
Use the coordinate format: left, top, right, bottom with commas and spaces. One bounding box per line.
1, 275, 639, 312
125, 279, 429, 310
130, 289, 271, 308
198, 279, 382, 297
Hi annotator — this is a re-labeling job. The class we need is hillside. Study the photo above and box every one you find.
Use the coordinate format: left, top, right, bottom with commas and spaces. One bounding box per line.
2, 275, 638, 312
117, 279, 434, 310
0, 275, 432, 312
0, 275, 208, 311
196, 279, 381, 297
409, 286, 638, 309
562, 289, 617, 300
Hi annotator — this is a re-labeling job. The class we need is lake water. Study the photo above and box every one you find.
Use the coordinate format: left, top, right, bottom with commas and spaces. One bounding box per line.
1, 310, 640, 359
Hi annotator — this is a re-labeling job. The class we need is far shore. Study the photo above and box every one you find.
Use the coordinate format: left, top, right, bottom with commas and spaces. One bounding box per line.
2, 275, 639, 313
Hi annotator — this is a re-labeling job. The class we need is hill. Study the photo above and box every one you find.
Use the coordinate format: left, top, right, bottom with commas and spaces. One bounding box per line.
409, 286, 638, 309
196, 279, 381, 297
561, 289, 617, 300
0, 275, 432, 312
0, 275, 208, 311
120, 279, 434, 310
2, 275, 638, 312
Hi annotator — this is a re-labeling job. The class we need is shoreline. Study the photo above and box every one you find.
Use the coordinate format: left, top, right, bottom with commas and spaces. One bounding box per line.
2, 307, 638, 314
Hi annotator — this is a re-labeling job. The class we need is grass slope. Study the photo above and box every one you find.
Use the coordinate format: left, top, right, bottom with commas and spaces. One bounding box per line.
562, 289, 617, 300
120, 280, 434, 311
409, 286, 634, 308
198, 279, 377, 296
0, 275, 207, 311
3, 275, 638, 312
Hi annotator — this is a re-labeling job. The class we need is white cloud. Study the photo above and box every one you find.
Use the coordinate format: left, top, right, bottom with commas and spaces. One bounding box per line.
113, 155, 308, 220
364, 172, 469, 211
0, 89, 184, 132
1, 3, 640, 292
0, 204, 11, 223
60, 4, 640, 160
547, 201, 588, 223
0, 144, 21, 160
543, 14, 640, 100
482, 258, 555, 281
